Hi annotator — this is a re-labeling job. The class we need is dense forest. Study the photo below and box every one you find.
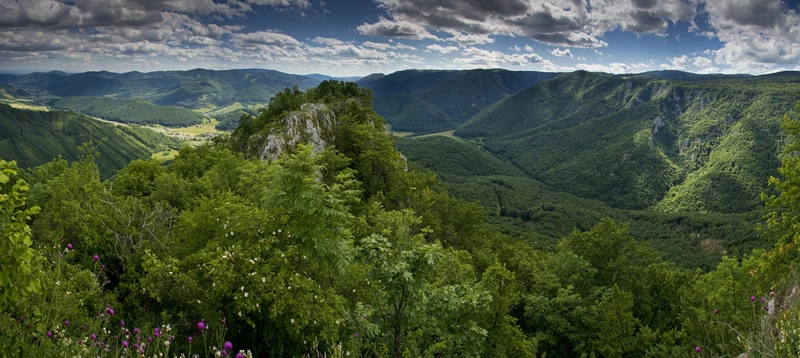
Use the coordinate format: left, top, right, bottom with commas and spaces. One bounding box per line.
1, 81, 799, 357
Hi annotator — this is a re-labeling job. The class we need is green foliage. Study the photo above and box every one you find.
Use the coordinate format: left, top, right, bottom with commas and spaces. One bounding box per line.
0, 160, 41, 305
54, 97, 204, 126
0, 104, 153, 177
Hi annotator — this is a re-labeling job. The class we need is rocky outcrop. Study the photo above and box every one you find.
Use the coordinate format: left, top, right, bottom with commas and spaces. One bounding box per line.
247, 103, 337, 161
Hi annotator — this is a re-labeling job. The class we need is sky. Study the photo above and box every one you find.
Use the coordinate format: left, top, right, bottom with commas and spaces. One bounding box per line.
1, 0, 799, 76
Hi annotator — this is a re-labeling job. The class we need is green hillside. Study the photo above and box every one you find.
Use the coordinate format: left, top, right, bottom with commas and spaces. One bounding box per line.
0, 104, 172, 176
396, 135, 763, 269
455, 71, 797, 212
54, 97, 204, 126
0, 68, 321, 109
3, 80, 800, 358
359, 69, 558, 133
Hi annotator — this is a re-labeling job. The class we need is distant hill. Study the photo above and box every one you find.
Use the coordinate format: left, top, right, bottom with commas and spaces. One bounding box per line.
358, 69, 559, 133
454, 70, 799, 212
53, 97, 204, 127
395, 135, 763, 269
306, 74, 362, 82
0, 68, 321, 109
0, 104, 164, 177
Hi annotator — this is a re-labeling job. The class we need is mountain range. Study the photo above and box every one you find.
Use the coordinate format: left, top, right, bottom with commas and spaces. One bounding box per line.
2, 67, 798, 265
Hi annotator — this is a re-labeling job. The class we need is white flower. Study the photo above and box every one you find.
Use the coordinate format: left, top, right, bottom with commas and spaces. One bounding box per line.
261, 277, 266, 283
238, 311, 242, 317
197, 300, 202, 304
290, 319, 295, 324
244, 292, 249, 298
240, 286, 244, 291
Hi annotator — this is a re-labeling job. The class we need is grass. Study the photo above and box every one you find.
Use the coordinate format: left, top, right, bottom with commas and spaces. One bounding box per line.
385, 123, 414, 137
8, 102, 49, 111
413, 130, 457, 139
152, 149, 180, 162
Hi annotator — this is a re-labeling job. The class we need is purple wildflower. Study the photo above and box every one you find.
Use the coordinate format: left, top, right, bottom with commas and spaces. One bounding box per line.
714, 309, 718, 315
93, 255, 99, 261
91, 333, 96, 340
119, 320, 124, 326
67, 244, 73, 250
770, 291, 775, 296
133, 328, 140, 334
147, 337, 152, 342
354, 333, 359, 337
197, 321, 205, 330
107, 308, 115, 315
751, 296, 756, 302
696, 346, 701, 353
224, 341, 233, 351
236, 354, 244, 358
122, 340, 129, 348
46, 331, 52, 338
101, 265, 105, 270
762, 297, 766, 302
188, 336, 193, 343
64, 320, 69, 326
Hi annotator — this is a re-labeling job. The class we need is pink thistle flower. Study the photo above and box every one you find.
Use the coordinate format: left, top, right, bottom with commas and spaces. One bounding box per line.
197, 321, 205, 330
122, 340, 129, 348
91, 333, 96, 340
46, 331, 52, 338
188, 336, 193, 342
695, 346, 701, 353
107, 308, 115, 315
67, 244, 73, 250
64, 320, 69, 326
93, 255, 99, 261
224, 341, 233, 351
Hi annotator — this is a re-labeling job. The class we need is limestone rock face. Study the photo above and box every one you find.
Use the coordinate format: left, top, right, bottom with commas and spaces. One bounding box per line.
247, 103, 337, 161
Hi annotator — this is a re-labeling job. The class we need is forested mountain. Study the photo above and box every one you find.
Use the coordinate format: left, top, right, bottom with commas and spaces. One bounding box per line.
358, 69, 559, 133
53, 97, 204, 127
0, 104, 180, 176
2, 81, 799, 358
0, 68, 321, 109
454, 70, 799, 213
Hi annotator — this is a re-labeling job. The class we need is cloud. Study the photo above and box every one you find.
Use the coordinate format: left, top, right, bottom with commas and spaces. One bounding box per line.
362, 41, 417, 51
550, 48, 573, 58
231, 31, 302, 48
445, 32, 494, 44
660, 55, 719, 73
524, 45, 534, 52
312, 37, 345, 46
453, 46, 544, 67
358, 0, 696, 48
356, 18, 436, 39
426, 44, 458, 54
577, 62, 649, 73
362, 41, 393, 50
699, 0, 800, 73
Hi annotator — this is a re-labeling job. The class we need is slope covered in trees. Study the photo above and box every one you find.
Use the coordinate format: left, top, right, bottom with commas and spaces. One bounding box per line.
358, 69, 558, 133
0, 69, 321, 109
54, 97, 205, 127
2, 81, 799, 357
455, 71, 798, 213
0, 104, 177, 177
